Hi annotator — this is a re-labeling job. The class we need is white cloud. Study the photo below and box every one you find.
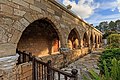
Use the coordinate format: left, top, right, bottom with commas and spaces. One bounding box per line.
117, 0, 120, 12
99, 0, 120, 12
86, 13, 120, 26
62, 0, 99, 18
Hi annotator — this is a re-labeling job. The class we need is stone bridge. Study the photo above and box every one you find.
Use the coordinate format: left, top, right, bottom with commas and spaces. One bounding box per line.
0, 0, 102, 79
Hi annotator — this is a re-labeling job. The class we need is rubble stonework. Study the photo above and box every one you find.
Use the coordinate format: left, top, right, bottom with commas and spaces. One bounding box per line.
0, 0, 102, 80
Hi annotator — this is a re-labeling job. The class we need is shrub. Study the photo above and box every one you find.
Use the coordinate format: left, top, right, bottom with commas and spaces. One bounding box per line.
83, 58, 120, 80
98, 48, 120, 74
107, 34, 120, 48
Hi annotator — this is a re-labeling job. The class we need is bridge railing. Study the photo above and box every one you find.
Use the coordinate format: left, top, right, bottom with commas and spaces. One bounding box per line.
32, 56, 78, 80
17, 50, 78, 80
16, 49, 32, 64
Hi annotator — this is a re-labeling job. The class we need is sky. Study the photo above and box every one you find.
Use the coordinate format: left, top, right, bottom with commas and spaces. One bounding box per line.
56, 0, 120, 26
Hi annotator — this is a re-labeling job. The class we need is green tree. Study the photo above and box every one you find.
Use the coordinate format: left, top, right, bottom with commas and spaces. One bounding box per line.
115, 20, 120, 31
109, 21, 116, 31
95, 21, 108, 32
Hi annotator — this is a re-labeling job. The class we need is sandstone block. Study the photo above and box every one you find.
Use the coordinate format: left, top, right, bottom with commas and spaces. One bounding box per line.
0, 4, 13, 14
24, 0, 34, 4
0, 43, 16, 57
19, 18, 30, 27
12, 0, 29, 8
30, 5, 42, 13
10, 30, 22, 44
24, 13, 34, 23
47, 8, 55, 14
14, 9, 26, 16
13, 21, 25, 32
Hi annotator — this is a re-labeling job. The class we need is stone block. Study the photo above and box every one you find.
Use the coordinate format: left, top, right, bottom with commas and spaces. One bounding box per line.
24, 13, 34, 23
13, 21, 26, 32
0, 0, 8, 3
14, 9, 26, 16
0, 4, 13, 14
54, 16, 60, 20
30, 5, 42, 13
34, 1, 47, 11
10, 29, 22, 44
0, 27, 5, 42
19, 18, 30, 27
47, 8, 55, 14
0, 69, 3, 77
3, 18, 14, 25
24, 0, 34, 4
0, 43, 16, 57
12, 0, 29, 8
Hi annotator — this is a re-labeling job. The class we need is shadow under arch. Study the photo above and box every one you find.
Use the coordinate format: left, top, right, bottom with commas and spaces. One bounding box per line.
95, 35, 98, 48
17, 18, 62, 57
83, 32, 89, 47
67, 28, 81, 50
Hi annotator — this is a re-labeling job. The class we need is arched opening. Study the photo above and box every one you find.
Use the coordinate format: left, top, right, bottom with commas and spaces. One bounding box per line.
17, 18, 60, 57
100, 36, 102, 43
83, 32, 89, 47
67, 28, 80, 50
95, 35, 97, 48
90, 34, 94, 47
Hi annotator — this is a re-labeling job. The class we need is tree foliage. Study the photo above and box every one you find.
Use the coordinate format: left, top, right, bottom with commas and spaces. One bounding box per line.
96, 20, 120, 33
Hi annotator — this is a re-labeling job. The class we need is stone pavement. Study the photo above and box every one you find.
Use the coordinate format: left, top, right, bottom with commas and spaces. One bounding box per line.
61, 48, 104, 80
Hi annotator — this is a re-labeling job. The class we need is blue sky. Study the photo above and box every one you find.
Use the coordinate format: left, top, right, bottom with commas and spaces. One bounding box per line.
56, 0, 120, 26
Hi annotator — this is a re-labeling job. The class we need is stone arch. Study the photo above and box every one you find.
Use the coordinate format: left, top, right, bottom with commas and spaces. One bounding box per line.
16, 18, 63, 57
83, 32, 89, 47
67, 28, 80, 50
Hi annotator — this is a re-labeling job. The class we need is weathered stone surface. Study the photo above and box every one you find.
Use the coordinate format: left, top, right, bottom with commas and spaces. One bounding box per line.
30, 5, 42, 13
54, 16, 60, 20
19, 18, 30, 27
14, 9, 26, 16
12, 0, 29, 8
10, 30, 22, 44
24, 13, 34, 23
34, 1, 47, 11
47, 8, 55, 14
0, 43, 16, 57
24, 0, 34, 4
2, 18, 14, 25
0, 4, 13, 14
0, 27, 5, 42
0, 0, 103, 80
13, 21, 26, 32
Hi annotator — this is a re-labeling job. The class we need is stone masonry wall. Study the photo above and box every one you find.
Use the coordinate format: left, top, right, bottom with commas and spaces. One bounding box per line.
0, 0, 102, 58
0, 0, 102, 80
0, 62, 32, 80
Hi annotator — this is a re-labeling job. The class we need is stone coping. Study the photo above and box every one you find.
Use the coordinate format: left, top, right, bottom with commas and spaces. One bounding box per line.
0, 54, 19, 71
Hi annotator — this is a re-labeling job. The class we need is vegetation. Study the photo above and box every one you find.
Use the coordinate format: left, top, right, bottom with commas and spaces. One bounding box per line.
106, 34, 120, 49
96, 20, 120, 32
87, 58, 120, 80
95, 20, 120, 39
98, 48, 120, 74
82, 33, 120, 80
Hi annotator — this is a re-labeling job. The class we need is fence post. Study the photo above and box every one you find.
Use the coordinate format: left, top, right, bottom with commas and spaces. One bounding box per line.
32, 56, 38, 80
47, 60, 52, 80
29, 53, 32, 61
71, 69, 78, 80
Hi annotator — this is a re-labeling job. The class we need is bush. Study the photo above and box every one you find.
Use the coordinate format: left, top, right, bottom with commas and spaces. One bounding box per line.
107, 34, 120, 48
83, 58, 120, 80
98, 48, 120, 74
